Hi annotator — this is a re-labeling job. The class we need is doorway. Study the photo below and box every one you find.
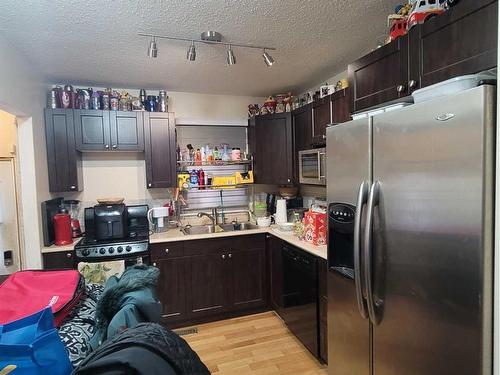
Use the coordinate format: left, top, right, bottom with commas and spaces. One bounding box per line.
0, 110, 22, 274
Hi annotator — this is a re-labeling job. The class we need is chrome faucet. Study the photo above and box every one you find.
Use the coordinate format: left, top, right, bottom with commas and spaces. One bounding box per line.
197, 207, 219, 225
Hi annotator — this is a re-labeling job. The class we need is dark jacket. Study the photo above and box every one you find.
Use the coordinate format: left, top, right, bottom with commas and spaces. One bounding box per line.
90, 265, 162, 350
73, 323, 210, 375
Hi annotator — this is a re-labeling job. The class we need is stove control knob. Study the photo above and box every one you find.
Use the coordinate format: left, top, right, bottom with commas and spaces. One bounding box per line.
108, 247, 115, 254
126, 245, 132, 252
117, 246, 123, 253
99, 248, 106, 255
82, 249, 90, 257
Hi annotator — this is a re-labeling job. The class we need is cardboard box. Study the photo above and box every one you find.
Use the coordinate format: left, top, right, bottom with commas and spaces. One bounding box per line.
304, 211, 327, 246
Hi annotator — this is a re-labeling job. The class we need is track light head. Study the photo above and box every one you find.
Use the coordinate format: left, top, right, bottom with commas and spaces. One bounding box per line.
262, 49, 275, 66
187, 41, 196, 61
148, 37, 158, 58
226, 45, 236, 66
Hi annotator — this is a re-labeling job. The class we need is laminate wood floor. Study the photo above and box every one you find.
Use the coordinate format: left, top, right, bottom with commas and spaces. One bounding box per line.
181, 311, 328, 374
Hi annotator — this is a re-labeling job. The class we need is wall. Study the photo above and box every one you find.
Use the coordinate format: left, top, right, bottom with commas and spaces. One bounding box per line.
0, 111, 16, 157
0, 35, 50, 269
57, 87, 263, 205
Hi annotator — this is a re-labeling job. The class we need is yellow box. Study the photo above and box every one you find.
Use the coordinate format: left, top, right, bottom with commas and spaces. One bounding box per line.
212, 176, 237, 188
235, 171, 254, 184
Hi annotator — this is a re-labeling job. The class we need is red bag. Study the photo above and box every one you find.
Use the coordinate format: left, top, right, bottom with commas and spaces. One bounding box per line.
0, 270, 84, 327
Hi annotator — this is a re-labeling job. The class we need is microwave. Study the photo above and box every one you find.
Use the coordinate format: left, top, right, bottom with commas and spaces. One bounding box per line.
298, 148, 326, 185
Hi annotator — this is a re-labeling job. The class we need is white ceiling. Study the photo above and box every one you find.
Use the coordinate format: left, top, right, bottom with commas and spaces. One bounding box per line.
0, 0, 395, 96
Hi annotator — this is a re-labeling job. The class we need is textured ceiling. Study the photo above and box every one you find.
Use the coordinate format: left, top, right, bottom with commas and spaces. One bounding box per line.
0, 0, 395, 96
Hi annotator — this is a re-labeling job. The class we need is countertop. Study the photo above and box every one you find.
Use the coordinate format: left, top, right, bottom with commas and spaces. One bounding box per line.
41, 226, 327, 260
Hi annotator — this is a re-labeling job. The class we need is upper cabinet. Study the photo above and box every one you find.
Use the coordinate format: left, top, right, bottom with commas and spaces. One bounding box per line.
409, 0, 498, 89
348, 36, 409, 113
144, 112, 177, 188
293, 104, 313, 152
312, 96, 331, 146
44, 109, 176, 192
74, 110, 144, 152
44, 109, 82, 193
331, 88, 352, 124
349, 0, 498, 113
253, 112, 294, 185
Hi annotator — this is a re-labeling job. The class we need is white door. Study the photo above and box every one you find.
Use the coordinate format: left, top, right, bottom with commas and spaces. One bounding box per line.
0, 158, 20, 274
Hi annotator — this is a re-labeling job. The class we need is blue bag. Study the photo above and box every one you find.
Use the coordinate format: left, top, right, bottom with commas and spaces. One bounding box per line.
0, 307, 72, 375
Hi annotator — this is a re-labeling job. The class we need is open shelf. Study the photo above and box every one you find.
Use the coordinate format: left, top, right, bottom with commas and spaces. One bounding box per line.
176, 160, 252, 167
182, 183, 253, 190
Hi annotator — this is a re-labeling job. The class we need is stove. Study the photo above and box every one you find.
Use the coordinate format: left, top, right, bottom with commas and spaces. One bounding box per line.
74, 235, 149, 260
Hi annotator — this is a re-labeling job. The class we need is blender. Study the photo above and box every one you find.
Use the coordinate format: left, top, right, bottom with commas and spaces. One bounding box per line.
63, 200, 82, 238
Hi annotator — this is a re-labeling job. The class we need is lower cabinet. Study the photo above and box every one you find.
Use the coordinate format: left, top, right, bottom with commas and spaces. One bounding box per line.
42, 251, 75, 269
152, 234, 267, 327
318, 258, 328, 364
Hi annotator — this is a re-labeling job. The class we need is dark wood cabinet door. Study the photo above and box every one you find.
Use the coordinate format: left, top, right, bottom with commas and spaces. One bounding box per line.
268, 235, 284, 317
109, 111, 144, 151
318, 258, 328, 364
42, 251, 75, 269
74, 110, 111, 151
255, 113, 294, 185
331, 88, 352, 124
144, 112, 176, 188
409, 0, 498, 91
348, 35, 409, 112
293, 104, 313, 152
188, 251, 227, 318
154, 257, 189, 324
44, 109, 82, 192
312, 96, 331, 146
228, 236, 266, 311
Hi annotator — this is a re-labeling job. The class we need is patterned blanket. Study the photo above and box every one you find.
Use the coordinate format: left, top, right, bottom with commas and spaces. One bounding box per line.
58, 283, 103, 367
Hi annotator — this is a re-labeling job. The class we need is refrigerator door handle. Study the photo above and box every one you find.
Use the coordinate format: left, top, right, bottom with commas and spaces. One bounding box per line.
364, 181, 381, 325
354, 180, 369, 319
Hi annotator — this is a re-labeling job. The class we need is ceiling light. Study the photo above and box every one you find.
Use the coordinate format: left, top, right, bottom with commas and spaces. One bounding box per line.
263, 49, 275, 66
227, 45, 236, 66
187, 41, 196, 61
147, 37, 158, 58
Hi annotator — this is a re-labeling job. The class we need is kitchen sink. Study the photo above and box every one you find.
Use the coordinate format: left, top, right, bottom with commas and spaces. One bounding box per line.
181, 224, 224, 235
219, 222, 259, 231
181, 222, 259, 235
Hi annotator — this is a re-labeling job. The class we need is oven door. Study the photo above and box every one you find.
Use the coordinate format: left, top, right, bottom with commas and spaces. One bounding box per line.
299, 148, 326, 185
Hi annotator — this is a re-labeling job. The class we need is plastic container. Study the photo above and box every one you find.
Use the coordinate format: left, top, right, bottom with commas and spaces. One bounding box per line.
412, 72, 496, 103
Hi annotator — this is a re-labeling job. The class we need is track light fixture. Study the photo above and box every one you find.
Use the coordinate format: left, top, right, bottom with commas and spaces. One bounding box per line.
262, 49, 275, 67
147, 37, 158, 58
187, 41, 196, 61
226, 45, 236, 66
139, 31, 276, 66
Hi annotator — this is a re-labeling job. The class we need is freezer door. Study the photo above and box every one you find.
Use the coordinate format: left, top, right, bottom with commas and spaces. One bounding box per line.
369, 85, 495, 375
326, 119, 371, 375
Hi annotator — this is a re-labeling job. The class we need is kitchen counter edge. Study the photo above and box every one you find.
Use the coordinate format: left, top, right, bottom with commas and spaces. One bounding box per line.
40, 226, 327, 260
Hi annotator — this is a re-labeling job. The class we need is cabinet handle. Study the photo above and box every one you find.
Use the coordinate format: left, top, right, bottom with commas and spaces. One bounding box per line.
287, 178, 291, 183
222, 254, 226, 259
164, 248, 169, 254
228, 253, 232, 259
105, 144, 110, 149
408, 80, 418, 89
70, 185, 76, 191
153, 262, 157, 267
322, 134, 326, 140
66, 253, 72, 258
396, 84, 406, 93
112, 144, 117, 150
148, 183, 152, 188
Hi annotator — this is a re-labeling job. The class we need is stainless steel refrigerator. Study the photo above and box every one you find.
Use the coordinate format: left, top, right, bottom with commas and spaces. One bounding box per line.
326, 84, 495, 375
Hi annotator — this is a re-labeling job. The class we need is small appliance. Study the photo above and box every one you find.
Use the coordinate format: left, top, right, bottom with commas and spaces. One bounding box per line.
53, 208, 72, 246
298, 148, 326, 185
63, 200, 81, 238
147, 206, 170, 233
